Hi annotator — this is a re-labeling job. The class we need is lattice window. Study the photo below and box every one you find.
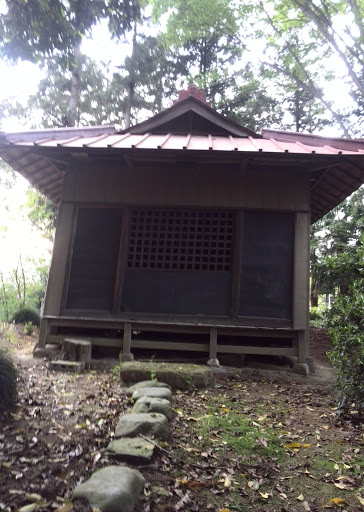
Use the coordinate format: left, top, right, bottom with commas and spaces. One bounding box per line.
128, 209, 233, 271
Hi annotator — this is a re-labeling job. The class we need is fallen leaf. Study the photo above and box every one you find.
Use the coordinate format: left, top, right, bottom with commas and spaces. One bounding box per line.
25, 494, 42, 502
302, 501, 311, 511
324, 497, 347, 508
175, 490, 192, 511
284, 443, 301, 449
259, 492, 269, 499
356, 496, 364, 506
19, 505, 37, 512
54, 503, 73, 512
224, 476, 231, 488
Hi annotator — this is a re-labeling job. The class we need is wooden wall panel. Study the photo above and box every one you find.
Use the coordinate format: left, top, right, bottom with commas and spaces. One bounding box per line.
262, 170, 279, 209
278, 175, 295, 210
61, 163, 310, 212
245, 168, 263, 209
230, 168, 247, 208
294, 172, 310, 210
43, 203, 75, 315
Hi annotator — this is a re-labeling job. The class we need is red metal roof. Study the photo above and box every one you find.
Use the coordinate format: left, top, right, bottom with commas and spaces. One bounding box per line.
1, 125, 364, 223
4, 130, 364, 155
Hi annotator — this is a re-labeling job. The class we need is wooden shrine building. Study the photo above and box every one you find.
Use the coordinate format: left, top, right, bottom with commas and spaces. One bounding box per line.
1, 85, 364, 371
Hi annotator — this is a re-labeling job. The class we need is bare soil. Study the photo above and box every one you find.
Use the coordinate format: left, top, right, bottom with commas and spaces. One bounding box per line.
0, 326, 363, 512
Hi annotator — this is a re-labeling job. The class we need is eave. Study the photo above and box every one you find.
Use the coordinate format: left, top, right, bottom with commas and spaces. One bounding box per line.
0, 129, 363, 223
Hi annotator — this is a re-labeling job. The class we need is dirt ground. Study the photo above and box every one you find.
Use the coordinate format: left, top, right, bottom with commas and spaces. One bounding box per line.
0, 326, 363, 512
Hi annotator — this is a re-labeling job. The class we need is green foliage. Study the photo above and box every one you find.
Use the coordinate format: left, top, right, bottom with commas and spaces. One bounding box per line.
11, 307, 40, 327
328, 278, 364, 419
0, 259, 49, 323
309, 306, 321, 321
24, 189, 57, 241
191, 395, 283, 459
111, 362, 122, 379
1, 323, 18, 344
310, 187, 364, 299
23, 321, 34, 336
0, 0, 141, 63
0, 348, 17, 414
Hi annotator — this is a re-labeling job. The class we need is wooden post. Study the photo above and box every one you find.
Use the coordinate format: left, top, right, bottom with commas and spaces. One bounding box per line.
120, 322, 134, 361
61, 338, 92, 364
208, 327, 219, 367
113, 208, 130, 314
231, 211, 243, 317
37, 318, 49, 348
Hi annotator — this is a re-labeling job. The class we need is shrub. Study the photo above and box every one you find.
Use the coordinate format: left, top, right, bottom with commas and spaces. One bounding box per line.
23, 321, 34, 336
11, 307, 40, 326
0, 349, 17, 414
310, 306, 322, 321
327, 279, 364, 419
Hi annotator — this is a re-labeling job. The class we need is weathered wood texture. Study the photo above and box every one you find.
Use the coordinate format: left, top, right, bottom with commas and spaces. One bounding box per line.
43, 203, 75, 316
60, 338, 92, 363
239, 212, 294, 319
65, 208, 122, 310
62, 164, 310, 211
293, 213, 310, 331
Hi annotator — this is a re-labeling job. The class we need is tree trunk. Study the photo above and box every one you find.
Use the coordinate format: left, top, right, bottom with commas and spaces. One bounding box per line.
124, 23, 137, 129
61, 338, 92, 364
66, 42, 82, 127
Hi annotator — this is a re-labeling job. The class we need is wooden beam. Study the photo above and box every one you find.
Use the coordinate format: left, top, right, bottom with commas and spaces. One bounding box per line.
293, 213, 310, 333
113, 208, 129, 314
123, 322, 132, 357
231, 211, 243, 317
43, 203, 75, 316
209, 327, 218, 360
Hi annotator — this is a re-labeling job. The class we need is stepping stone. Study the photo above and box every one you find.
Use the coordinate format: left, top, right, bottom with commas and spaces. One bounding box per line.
72, 465, 145, 512
120, 362, 213, 390
132, 396, 172, 420
125, 380, 172, 396
115, 413, 169, 440
131, 387, 172, 402
106, 437, 154, 463
49, 360, 84, 372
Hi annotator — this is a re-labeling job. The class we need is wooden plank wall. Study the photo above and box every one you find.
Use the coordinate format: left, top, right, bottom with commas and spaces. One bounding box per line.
62, 164, 310, 211
43, 203, 75, 316
43, 162, 311, 319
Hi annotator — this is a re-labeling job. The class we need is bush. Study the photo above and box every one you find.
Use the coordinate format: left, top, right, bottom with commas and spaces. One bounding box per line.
310, 306, 322, 321
11, 307, 40, 326
327, 279, 364, 419
0, 349, 17, 414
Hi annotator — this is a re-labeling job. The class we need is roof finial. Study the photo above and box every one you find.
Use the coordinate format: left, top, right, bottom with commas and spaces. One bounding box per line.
173, 85, 211, 106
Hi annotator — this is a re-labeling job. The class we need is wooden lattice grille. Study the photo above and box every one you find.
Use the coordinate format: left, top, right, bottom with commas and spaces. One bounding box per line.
128, 209, 233, 271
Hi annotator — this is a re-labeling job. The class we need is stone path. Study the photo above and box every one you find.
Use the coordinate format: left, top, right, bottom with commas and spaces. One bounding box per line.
71, 380, 173, 512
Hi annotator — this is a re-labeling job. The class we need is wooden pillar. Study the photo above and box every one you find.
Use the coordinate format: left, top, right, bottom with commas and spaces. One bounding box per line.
43, 202, 76, 316
36, 318, 49, 348
297, 330, 308, 363
231, 211, 243, 317
113, 208, 130, 314
293, 213, 310, 353
292, 212, 310, 375
120, 322, 134, 361
208, 327, 219, 367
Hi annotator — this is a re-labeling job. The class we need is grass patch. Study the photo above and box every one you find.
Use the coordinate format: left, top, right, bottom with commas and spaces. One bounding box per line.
173, 387, 364, 511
